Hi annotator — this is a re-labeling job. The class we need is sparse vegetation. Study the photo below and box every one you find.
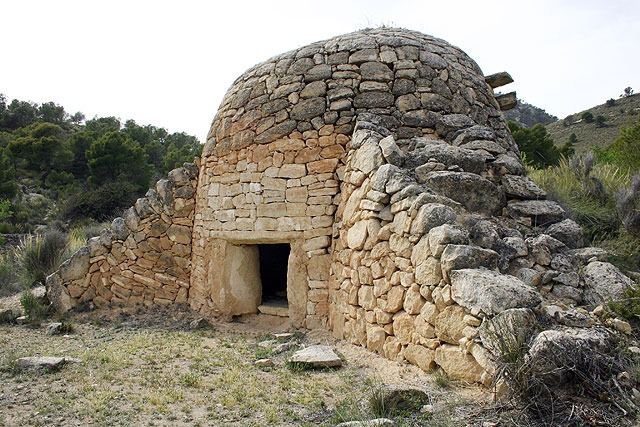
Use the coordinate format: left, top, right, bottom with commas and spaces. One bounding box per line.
13, 231, 68, 288
20, 288, 50, 321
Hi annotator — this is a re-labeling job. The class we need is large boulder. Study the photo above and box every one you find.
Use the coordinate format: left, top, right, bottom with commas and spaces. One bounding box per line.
58, 246, 90, 282
479, 308, 537, 356
289, 345, 342, 368
450, 269, 542, 317
45, 272, 74, 313
582, 261, 634, 306
407, 141, 486, 174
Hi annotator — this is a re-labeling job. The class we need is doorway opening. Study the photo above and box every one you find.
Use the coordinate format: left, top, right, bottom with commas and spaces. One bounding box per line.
258, 243, 290, 316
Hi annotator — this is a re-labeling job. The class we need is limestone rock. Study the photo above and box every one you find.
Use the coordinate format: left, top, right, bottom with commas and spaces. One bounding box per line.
58, 246, 90, 282
423, 171, 505, 216
435, 344, 484, 382
434, 305, 466, 345
404, 344, 436, 372
506, 200, 565, 226
450, 269, 542, 316
16, 356, 80, 370
289, 345, 342, 368
582, 261, 634, 306
379, 135, 403, 166
527, 327, 612, 384
545, 219, 584, 249
440, 245, 499, 280
410, 204, 457, 235
479, 308, 537, 355
501, 175, 546, 199
409, 142, 486, 174
45, 272, 74, 313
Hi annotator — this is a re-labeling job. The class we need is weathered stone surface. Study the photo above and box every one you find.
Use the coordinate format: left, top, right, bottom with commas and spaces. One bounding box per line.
290, 97, 326, 120
450, 269, 542, 316
289, 345, 342, 368
423, 171, 505, 216
440, 245, 499, 280
379, 135, 403, 166
479, 308, 537, 355
16, 356, 80, 370
582, 261, 634, 305
506, 200, 565, 226
527, 328, 612, 384
545, 219, 584, 249
501, 175, 546, 199
335, 419, 395, 427
410, 204, 457, 235
409, 142, 485, 174
59, 247, 90, 282
351, 141, 383, 175
435, 344, 484, 382
434, 305, 466, 344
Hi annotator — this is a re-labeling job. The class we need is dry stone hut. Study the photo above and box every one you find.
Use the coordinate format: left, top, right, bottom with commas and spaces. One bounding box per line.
47, 28, 634, 384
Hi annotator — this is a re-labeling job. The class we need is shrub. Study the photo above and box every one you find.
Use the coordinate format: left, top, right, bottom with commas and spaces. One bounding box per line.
528, 156, 628, 241
616, 174, 640, 238
14, 231, 68, 288
508, 121, 560, 169
61, 180, 141, 222
20, 289, 50, 320
609, 285, 640, 322
582, 111, 594, 123
0, 252, 20, 297
595, 115, 608, 128
606, 98, 616, 107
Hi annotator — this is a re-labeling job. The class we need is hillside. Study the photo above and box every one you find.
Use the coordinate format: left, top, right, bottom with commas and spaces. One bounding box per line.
503, 98, 557, 127
545, 92, 640, 154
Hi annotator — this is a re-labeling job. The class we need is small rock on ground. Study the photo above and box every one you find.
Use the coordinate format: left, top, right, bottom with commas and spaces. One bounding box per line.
289, 345, 342, 368
254, 358, 275, 368
16, 356, 81, 370
335, 419, 395, 427
46, 322, 64, 335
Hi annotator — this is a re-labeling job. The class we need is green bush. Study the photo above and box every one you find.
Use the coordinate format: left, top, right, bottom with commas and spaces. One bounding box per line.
14, 231, 68, 288
20, 289, 50, 321
529, 156, 628, 240
61, 180, 141, 222
508, 121, 560, 169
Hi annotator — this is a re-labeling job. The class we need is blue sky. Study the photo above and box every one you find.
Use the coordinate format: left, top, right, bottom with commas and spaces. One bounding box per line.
2, 0, 638, 141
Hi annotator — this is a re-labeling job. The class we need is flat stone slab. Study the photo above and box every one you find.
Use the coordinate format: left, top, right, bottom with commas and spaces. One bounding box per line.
16, 356, 81, 370
258, 304, 289, 317
289, 345, 342, 368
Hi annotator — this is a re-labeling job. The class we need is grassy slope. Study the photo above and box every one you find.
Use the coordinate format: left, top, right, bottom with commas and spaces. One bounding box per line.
545, 93, 640, 154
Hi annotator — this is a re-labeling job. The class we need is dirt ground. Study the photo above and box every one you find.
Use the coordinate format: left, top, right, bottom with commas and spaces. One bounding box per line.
0, 292, 494, 427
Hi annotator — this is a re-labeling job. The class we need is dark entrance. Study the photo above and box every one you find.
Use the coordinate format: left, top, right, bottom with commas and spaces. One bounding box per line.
258, 243, 290, 306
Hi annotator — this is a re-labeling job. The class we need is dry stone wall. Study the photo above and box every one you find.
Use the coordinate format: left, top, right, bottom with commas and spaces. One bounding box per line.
46, 28, 636, 385
47, 164, 199, 311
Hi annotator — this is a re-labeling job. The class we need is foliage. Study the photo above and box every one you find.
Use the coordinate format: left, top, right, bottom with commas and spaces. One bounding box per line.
622, 87, 634, 97
508, 121, 560, 169
7, 122, 73, 184
0, 199, 11, 221
609, 284, 640, 322
0, 147, 18, 199
20, 289, 51, 321
528, 156, 630, 241
616, 174, 640, 238
595, 115, 608, 127
606, 98, 616, 107
14, 231, 68, 288
559, 133, 577, 158
597, 119, 640, 171
61, 180, 139, 222
582, 111, 594, 123
86, 131, 153, 191
0, 93, 202, 230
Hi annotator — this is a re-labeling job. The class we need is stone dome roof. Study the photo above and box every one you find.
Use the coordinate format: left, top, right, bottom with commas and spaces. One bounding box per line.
205, 27, 511, 158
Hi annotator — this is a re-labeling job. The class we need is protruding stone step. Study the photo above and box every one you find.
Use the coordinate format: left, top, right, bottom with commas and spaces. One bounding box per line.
485, 71, 514, 89
496, 91, 517, 110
